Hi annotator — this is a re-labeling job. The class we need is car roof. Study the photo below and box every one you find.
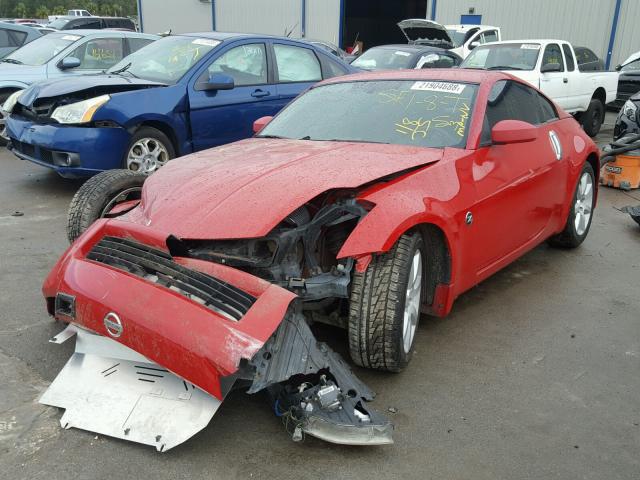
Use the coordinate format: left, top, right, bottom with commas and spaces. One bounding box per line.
0, 21, 43, 33
445, 24, 499, 30
366, 44, 451, 53
177, 31, 331, 43
319, 68, 509, 86
50, 29, 156, 38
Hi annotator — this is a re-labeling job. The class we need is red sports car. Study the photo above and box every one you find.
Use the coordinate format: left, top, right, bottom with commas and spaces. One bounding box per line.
41, 70, 599, 451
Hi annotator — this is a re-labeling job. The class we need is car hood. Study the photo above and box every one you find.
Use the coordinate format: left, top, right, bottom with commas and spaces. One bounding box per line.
18, 74, 166, 107
397, 19, 454, 46
128, 138, 442, 240
0, 63, 46, 84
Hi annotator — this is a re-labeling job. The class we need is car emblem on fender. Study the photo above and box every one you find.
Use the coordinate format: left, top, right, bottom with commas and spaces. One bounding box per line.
549, 130, 562, 160
104, 312, 123, 338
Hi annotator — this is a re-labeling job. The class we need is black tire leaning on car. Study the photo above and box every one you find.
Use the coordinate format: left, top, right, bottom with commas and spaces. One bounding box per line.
348, 232, 424, 372
581, 98, 605, 137
67, 170, 147, 244
124, 126, 176, 173
548, 162, 596, 248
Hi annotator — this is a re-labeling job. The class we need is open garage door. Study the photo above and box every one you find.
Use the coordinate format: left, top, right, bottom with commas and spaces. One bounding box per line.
343, 0, 428, 50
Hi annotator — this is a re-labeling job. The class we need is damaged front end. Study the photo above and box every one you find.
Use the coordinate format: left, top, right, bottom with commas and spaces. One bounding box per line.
41, 192, 392, 450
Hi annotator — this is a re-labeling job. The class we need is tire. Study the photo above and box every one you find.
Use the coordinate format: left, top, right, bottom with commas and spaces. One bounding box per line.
0, 89, 19, 147
548, 162, 596, 248
348, 232, 424, 372
67, 170, 147, 243
581, 99, 604, 137
124, 126, 175, 173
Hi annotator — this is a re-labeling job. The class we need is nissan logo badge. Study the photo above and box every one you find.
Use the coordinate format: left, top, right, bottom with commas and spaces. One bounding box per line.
104, 312, 123, 338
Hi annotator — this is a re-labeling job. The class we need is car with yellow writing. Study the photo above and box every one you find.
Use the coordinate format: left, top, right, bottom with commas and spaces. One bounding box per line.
461, 39, 619, 136
0, 30, 158, 144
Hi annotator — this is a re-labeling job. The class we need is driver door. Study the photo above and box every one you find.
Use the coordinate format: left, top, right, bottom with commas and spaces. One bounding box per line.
539, 43, 569, 109
188, 42, 278, 151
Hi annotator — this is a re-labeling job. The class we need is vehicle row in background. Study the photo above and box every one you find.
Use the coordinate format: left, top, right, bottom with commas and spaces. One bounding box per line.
461, 39, 618, 136
4, 33, 357, 177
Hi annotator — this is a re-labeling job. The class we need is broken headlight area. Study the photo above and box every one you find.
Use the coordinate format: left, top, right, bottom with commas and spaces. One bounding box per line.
167, 194, 369, 305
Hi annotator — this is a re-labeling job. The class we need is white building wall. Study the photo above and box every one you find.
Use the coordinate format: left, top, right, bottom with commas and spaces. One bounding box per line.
305, 0, 341, 45
434, 0, 618, 65
215, 0, 301, 37
139, 0, 213, 34
611, 0, 640, 67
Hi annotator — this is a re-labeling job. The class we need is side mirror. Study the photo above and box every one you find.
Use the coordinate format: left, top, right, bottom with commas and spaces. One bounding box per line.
60, 56, 81, 70
615, 64, 622, 71
540, 62, 562, 73
202, 73, 235, 91
253, 116, 273, 134
468, 41, 480, 50
491, 120, 538, 144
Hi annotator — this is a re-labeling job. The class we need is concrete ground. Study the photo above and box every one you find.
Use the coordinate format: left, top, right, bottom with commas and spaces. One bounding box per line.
0, 113, 638, 479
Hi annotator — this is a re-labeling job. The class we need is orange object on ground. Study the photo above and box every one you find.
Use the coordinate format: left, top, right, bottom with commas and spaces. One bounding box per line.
600, 152, 640, 190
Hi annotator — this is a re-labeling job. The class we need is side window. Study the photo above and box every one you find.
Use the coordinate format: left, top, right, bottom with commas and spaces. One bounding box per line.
274, 44, 322, 83
68, 38, 124, 70
207, 43, 267, 86
482, 80, 557, 144
561, 44, 575, 71
127, 37, 154, 54
542, 43, 564, 71
320, 55, 348, 79
482, 30, 499, 43
417, 53, 457, 68
621, 58, 640, 73
72, 19, 102, 29
0, 29, 11, 47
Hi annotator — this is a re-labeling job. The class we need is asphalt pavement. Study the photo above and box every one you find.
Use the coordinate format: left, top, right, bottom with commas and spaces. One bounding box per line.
0, 113, 638, 479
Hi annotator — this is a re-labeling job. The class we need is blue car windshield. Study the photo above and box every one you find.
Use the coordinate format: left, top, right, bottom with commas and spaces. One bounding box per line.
6, 33, 80, 65
259, 80, 478, 148
107, 36, 220, 84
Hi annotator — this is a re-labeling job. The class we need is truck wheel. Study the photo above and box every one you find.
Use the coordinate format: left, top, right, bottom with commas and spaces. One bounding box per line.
581, 99, 604, 137
67, 170, 147, 243
548, 162, 595, 248
348, 232, 424, 372
124, 126, 175, 174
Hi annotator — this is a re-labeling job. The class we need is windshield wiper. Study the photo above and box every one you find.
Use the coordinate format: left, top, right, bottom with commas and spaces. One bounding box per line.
0, 58, 23, 64
486, 65, 525, 70
109, 62, 140, 78
255, 134, 289, 139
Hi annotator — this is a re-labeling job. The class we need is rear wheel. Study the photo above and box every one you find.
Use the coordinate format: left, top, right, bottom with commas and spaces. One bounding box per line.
348, 233, 424, 372
124, 126, 175, 173
67, 170, 147, 243
581, 99, 604, 137
548, 162, 596, 248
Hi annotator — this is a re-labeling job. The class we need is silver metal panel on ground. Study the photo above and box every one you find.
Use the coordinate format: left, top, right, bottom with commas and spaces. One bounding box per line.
40, 326, 222, 452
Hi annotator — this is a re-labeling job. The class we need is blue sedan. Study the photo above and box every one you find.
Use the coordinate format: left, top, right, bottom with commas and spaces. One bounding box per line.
5, 32, 357, 178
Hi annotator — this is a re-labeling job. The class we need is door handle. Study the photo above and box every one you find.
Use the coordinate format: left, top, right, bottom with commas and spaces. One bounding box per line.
251, 89, 270, 98
563, 77, 568, 83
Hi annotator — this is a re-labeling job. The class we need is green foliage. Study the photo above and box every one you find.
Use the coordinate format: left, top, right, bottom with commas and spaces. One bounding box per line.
0, 0, 137, 19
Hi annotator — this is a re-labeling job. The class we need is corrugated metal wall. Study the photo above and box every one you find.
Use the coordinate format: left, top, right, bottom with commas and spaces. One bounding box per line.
434, 0, 637, 67
139, 0, 212, 34
215, 0, 302, 37
305, 0, 341, 45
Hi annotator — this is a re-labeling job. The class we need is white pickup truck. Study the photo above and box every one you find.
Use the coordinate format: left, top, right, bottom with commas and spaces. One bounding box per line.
461, 39, 618, 136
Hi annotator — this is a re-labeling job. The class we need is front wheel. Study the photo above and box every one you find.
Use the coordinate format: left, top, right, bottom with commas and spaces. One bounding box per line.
124, 126, 175, 174
348, 233, 424, 372
548, 162, 596, 248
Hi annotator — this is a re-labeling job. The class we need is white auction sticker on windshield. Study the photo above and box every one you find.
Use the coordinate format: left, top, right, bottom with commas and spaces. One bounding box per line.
62, 35, 81, 41
193, 39, 219, 47
410, 81, 466, 94
520, 44, 541, 50
394, 51, 411, 56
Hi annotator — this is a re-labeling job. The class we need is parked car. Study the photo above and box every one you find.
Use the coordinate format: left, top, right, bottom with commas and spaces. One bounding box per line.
460, 39, 618, 136
48, 10, 92, 23
5, 33, 357, 178
613, 91, 640, 139
48, 16, 136, 31
610, 51, 640, 109
0, 30, 158, 144
40, 69, 599, 451
351, 44, 461, 70
574, 46, 604, 72
398, 19, 501, 59
306, 39, 357, 63
0, 21, 42, 58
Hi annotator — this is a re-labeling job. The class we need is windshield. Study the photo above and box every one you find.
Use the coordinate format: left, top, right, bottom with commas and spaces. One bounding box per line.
5, 33, 80, 65
107, 36, 220, 84
48, 18, 71, 29
621, 59, 640, 73
461, 43, 540, 71
445, 29, 465, 47
259, 80, 477, 148
351, 49, 415, 70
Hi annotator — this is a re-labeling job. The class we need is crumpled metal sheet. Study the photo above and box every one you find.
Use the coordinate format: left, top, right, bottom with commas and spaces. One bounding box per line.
40, 325, 224, 452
